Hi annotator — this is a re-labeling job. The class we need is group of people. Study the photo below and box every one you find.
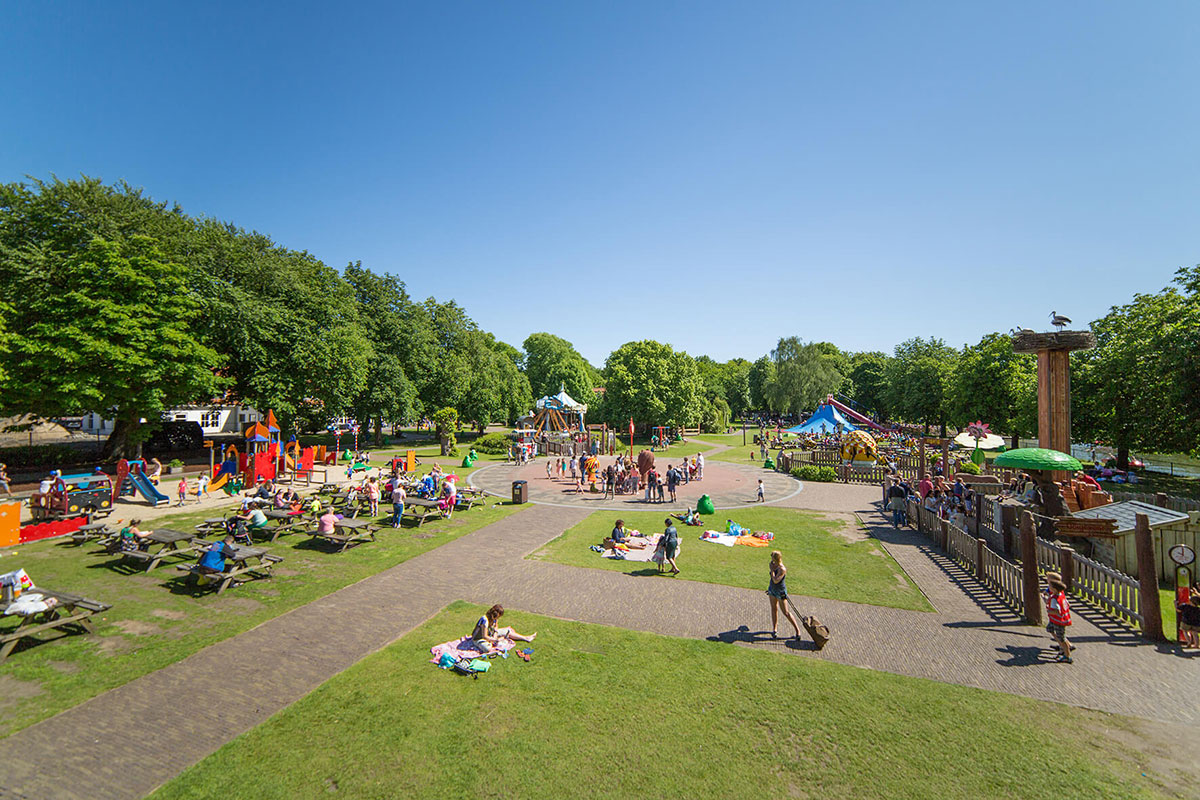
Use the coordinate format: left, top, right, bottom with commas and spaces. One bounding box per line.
884, 472, 978, 529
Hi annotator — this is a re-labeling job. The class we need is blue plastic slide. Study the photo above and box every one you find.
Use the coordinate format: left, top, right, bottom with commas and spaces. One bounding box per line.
129, 471, 170, 506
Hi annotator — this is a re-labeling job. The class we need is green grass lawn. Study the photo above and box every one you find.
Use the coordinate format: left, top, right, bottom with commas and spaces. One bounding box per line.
531, 507, 931, 612
150, 604, 1178, 800
0, 500, 527, 735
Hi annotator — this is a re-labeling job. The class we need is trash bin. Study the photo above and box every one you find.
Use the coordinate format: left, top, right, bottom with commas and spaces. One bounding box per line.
512, 480, 528, 504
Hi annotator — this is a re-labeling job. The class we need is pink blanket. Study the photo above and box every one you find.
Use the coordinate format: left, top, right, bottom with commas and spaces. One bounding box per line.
604, 533, 661, 562
429, 636, 514, 664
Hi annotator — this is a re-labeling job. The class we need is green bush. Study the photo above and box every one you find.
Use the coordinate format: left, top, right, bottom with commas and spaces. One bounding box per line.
168, 458, 185, 468
817, 466, 838, 482
473, 432, 511, 455
956, 460, 981, 475
791, 464, 821, 482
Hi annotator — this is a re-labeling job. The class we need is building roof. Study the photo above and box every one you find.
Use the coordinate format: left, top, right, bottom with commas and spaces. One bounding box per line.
1071, 500, 1189, 533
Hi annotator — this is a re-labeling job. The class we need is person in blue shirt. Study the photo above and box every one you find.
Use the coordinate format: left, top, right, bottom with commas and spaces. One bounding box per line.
195, 534, 239, 586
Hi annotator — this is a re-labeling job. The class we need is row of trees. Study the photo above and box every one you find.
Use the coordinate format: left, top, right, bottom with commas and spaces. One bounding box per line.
1, 177, 1195, 464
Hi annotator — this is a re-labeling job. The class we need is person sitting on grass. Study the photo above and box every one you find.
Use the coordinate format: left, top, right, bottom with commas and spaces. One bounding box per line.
471, 604, 536, 655
604, 519, 647, 551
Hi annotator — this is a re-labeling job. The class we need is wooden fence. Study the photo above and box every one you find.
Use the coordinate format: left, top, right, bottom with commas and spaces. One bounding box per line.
1109, 490, 1200, 513
1032, 531, 1145, 631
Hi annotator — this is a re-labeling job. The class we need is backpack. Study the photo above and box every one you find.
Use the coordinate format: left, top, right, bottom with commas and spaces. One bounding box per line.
802, 616, 831, 650
452, 657, 490, 677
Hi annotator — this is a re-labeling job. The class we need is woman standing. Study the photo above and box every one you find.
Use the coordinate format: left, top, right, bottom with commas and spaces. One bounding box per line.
767, 551, 802, 639
660, 518, 680, 574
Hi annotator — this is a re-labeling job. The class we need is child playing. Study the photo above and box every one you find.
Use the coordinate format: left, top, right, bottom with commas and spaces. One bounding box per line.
1045, 576, 1074, 663
177, 477, 189, 505
197, 472, 210, 498
1177, 591, 1200, 650
756, 479, 765, 502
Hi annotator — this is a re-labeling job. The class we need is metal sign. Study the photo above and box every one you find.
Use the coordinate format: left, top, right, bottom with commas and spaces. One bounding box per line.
1169, 543, 1195, 566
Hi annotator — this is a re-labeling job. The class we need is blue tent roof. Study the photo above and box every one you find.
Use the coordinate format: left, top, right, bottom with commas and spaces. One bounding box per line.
786, 404, 857, 434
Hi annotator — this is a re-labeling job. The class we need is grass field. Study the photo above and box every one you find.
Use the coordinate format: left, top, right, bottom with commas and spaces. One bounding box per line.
531, 507, 931, 612
0, 500, 526, 734
150, 604, 1180, 800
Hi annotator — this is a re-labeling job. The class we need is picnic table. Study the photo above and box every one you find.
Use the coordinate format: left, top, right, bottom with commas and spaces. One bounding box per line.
318, 483, 341, 495
0, 589, 112, 663
308, 516, 377, 553
177, 543, 283, 595
259, 509, 308, 542
70, 521, 113, 546
402, 497, 445, 527
195, 517, 229, 535
120, 529, 211, 571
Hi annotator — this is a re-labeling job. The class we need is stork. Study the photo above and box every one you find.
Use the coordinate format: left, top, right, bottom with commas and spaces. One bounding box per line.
1050, 311, 1071, 331
1010, 327, 1035, 336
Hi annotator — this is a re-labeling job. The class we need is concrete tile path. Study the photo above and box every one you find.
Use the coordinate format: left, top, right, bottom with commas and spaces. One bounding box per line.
1, 483, 1196, 800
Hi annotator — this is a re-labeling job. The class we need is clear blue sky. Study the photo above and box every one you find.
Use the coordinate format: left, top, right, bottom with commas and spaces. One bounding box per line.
3, 2, 1197, 366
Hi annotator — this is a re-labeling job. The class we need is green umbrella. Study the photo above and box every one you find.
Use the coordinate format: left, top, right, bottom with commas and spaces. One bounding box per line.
993, 448, 1081, 472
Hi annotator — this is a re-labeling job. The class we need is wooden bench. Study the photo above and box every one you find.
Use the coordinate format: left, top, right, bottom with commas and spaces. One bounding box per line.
402, 499, 444, 527
176, 547, 284, 594
309, 519, 376, 553
0, 589, 112, 663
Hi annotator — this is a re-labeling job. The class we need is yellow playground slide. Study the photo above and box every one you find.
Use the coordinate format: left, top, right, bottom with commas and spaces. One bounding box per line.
209, 472, 230, 491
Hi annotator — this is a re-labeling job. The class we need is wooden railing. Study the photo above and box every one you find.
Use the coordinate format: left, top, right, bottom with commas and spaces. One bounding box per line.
1071, 551, 1143, 628
980, 547, 1024, 614
945, 522, 978, 573
1035, 538, 1063, 574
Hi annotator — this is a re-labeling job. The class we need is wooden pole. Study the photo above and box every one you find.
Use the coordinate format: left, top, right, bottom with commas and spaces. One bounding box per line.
1058, 544, 1075, 592
1020, 511, 1042, 624
918, 443, 926, 482
941, 440, 950, 477
1134, 512, 1165, 641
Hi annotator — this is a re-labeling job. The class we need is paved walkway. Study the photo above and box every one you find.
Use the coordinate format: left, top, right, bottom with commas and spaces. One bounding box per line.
1, 484, 1197, 799
470, 458, 799, 511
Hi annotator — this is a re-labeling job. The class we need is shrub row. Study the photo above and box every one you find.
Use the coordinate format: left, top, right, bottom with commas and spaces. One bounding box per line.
473, 432, 511, 455
790, 464, 838, 482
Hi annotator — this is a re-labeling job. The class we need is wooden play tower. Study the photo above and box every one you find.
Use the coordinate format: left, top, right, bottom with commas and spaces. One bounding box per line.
1011, 329, 1096, 478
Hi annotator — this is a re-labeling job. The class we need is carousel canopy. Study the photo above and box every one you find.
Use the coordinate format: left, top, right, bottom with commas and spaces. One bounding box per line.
536, 386, 587, 414
787, 404, 856, 434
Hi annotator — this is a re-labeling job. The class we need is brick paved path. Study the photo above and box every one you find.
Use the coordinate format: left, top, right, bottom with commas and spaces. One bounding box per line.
2, 489, 1197, 799
470, 458, 800, 511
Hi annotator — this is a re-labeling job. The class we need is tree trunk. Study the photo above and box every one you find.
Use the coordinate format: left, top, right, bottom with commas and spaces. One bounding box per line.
1116, 445, 1129, 472
99, 415, 143, 462
375, 415, 384, 447
1011, 433, 1020, 449
440, 434, 450, 456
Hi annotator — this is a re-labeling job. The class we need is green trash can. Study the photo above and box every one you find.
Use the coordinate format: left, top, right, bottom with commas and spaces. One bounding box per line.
697, 494, 715, 515
764, 458, 775, 469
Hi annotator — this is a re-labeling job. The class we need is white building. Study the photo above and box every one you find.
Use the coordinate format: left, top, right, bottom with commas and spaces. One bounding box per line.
79, 405, 261, 436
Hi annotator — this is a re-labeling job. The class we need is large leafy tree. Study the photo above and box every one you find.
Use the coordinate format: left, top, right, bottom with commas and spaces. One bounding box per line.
0, 235, 220, 458
723, 358, 752, 420
766, 337, 846, 414
747, 356, 776, 412
522, 332, 594, 401
950, 333, 1036, 447
459, 332, 532, 432
344, 263, 417, 444
886, 337, 958, 433
186, 220, 371, 433
846, 352, 890, 421
1073, 286, 1194, 468
601, 340, 703, 429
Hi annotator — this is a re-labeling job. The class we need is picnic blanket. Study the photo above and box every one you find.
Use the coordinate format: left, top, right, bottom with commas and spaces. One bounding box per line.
604, 534, 660, 561
700, 530, 738, 547
429, 636, 514, 665
735, 534, 770, 547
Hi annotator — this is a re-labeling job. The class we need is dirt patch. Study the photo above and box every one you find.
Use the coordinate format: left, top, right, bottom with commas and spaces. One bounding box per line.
114, 619, 161, 636
149, 609, 186, 621
0, 674, 44, 712
96, 636, 133, 657
273, 568, 300, 577
824, 513, 868, 543
1102, 717, 1200, 798
414, 533, 435, 540
214, 596, 263, 613
46, 660, 81, 674
257, 588, 281, 597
